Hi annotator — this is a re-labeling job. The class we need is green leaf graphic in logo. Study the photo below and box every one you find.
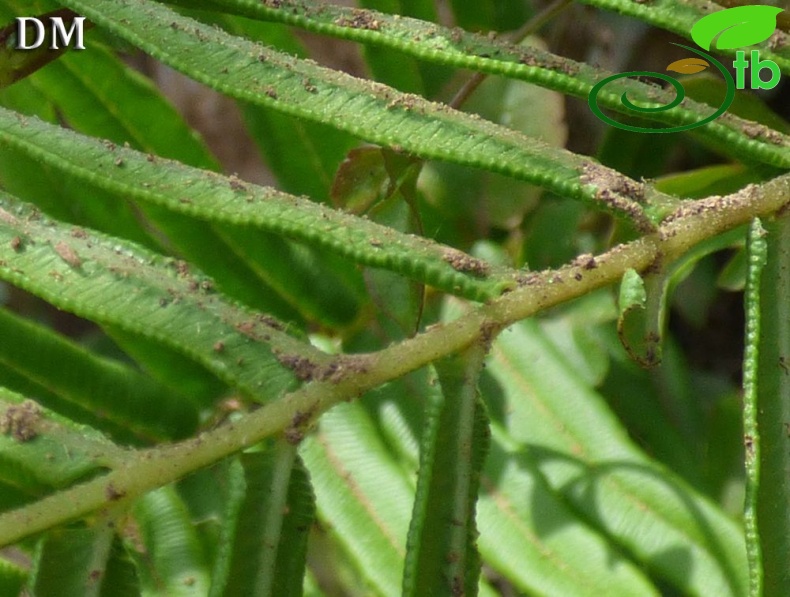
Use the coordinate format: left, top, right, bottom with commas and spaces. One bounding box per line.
691, 5, 783, 51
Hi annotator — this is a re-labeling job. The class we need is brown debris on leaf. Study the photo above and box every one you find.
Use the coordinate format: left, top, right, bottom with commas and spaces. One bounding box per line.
275, 353, 369, 384
580, 162, 653, 232
0, 400, 41, 442
442, 248, 490, 277
335, 9, 381, 31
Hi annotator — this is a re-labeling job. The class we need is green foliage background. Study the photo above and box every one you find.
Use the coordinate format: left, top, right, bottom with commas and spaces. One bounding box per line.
0, 0, 788, 595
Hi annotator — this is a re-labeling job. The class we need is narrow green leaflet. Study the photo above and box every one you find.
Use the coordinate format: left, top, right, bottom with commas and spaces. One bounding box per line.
210, 446, 314, 597
477, 435, 658, 596
0, 306, 198, 442
300, 402, 415, 596
0, 5, 313, 323
0, 107, 513, 302
132, 486, 211, 596
743, 218, 767, 596
29, 526, 139, 597
573, 0, 790, 73
439, 297, 656, 596
0, 386, 121, 494
59, 0, 656, 227
162, 0, 790, 170
749, 214, 790, 594
402, 348, 489, 597
0, 193, 334, 401
617, 268, 667, 367
488, 318, 748, 596
0, 556, 25, 596
332, 147, 426, 337
101, 328, 226, 408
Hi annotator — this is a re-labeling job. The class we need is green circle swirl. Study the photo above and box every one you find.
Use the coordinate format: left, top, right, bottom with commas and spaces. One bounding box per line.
588, 44, 735, 133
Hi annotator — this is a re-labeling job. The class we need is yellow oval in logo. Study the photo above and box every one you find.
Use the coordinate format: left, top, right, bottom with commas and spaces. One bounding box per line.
666, 57, 710, 74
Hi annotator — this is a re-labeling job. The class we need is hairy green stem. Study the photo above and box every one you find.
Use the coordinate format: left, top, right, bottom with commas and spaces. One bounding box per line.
0, 174, 788, 547
743, 219, 767, 596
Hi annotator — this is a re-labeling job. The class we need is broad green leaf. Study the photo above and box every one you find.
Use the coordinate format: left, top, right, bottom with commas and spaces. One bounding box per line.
538, 290, 615, 387
169, 6, 358, 202
402, 349, 489, 597
655, 164, 764, 199
598, 329, 709, 492
691, 6, 783, 51
449, 0, 495, 31
210, 445, 314, 597
440, 36, 567, 231
357, 0, 425, 94
718, 246, 747, 292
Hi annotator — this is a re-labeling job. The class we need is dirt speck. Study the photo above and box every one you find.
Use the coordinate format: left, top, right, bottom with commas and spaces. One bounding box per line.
479, 320, 501, 348
335, 9, 381, 31
741, 122, 786, 145
229, 175, 247, 192
284, 427, 304, 444
259, 314, 285, 330
0, 207, 19, 225
0, 400, 41, 442
276, 353, 321, 381
442, 248, 490, 276
10, 236, 22, 251
105, 483, 126, 501
572, 253, 597, 270
580, 162, 653, 231
54, 241, 81, 268
303, 78, 318, 93
284, 405, 317, 445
